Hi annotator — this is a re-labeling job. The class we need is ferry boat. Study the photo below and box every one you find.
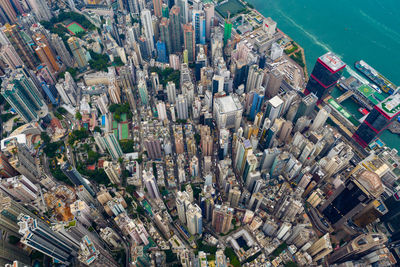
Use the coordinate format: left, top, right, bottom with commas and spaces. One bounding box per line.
358, 107, 369, 116
355, 60, 396, 94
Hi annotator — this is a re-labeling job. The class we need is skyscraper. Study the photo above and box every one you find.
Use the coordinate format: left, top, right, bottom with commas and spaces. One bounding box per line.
3, 24, 37, 69
204, 4, 214, 41
153, 0, 162, 17
61, 162, 95, 196
319, 169, 384, 228
0, 0, 17, 23
353, 94, 400, 148
265, 96, 283, 123
186, 203, 202, 235
143, 170, 161, 199
176, 94, 188, 120
169, 6, 182, 53
304, 52, 345, 102
183, 23, 195, 63
192, 10, 206, 44
310, 105, 331, 131
50, 33, 74, 67
159, 17, 172, 56
101, 131, 124, 160
103, 161, 121, 185
2, 67, 48, 123
0, 152, 17, 178
176, 0, 188, 23
212, 204, 234, 234
156, 40, 168, 63
26, 0, 52, 21
141, 9, 155, 55
18, 214, 79, 265
138, 79, 149, 106
306, 233, 333, 262
328, 233, 387, 264
34, 42, 60, 73
0, 44, 24, 69
162, 4, 169, 18
166, 81, 176, 104
68, 37, 88, 68
265, 69, 283, 98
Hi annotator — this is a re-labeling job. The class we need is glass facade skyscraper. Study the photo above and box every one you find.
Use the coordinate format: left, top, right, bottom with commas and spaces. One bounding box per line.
304, 52, 345, 102
353, 94, 400, 148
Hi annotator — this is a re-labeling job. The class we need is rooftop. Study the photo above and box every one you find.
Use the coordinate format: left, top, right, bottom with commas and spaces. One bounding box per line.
377, 93, 400, 118
319, 52, 346, 72
216, 95, 242, 113
269, 96, 284, 107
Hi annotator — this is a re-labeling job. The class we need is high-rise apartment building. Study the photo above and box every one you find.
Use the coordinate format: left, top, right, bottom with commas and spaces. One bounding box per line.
100, 132, 124, 161
18, 214, 78, 265
26, 0, 52, 21
204, 4, 214, 40
0, 44, 24, 69
141, 9, 155, 54
2, 136, 40, 183
310, 105, 331, 131
143, 170, 161, 199
61, 162, 95, 196
3, 24, 37, 69
153, 0, 162, 17
0, 0, 17, 23
103, 161, 121, 185
166, 81, 176, 104
176, 94, 188, 120
68, 37, 88, 68
159, 18, 172, 56
176, 0, 188, 23
186, 203, 202, 235
183, 23, 195, 63
50, 33, 74, 67
212, 204, 233, 234
169, 6, 182, 53
144, 137, 162, 159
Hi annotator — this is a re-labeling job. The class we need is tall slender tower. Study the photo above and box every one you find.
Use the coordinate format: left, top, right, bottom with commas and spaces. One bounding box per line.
153, 0, 162, 17
50, 33, 74, 67
67, 37, 88, 68
1, 68, 48, 123
140, 9, 155, 54
176, 0, 188, 23
169, 6, 182, 53
61, 162, 96, 196
0, 0, 17, 23
183, 23, 195, 63
159, 17, 172, 56
26, 0, 52, 21
3, 24, 37, 69
204, 4, 214, 41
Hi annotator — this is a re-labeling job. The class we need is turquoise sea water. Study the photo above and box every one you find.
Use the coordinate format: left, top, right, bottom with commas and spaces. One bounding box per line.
248, 0, 400, 151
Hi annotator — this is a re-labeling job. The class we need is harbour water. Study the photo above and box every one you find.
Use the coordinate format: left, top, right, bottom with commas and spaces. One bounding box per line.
248, 0, 400, 151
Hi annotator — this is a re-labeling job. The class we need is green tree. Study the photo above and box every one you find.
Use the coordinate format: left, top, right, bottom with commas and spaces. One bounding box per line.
75, 111, 82, 120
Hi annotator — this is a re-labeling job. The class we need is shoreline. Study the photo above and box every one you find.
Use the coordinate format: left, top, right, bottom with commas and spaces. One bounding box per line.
245, 6, 309, 78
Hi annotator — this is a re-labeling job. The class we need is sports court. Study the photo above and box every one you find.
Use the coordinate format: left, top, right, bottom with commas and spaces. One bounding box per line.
66, 22, 86, 35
